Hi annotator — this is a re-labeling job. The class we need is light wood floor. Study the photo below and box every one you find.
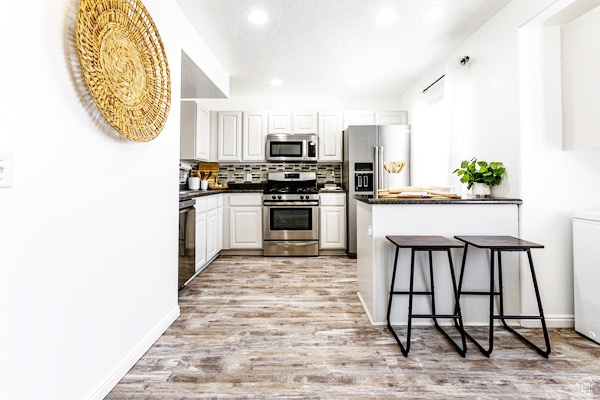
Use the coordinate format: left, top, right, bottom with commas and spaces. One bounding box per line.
108, 256, 600, 399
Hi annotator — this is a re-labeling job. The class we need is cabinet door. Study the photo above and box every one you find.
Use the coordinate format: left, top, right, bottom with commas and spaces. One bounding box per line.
218, 112, 242, 161
292, 112, 317, 134
375, 111, 407, 125
230, 206, 263, 248
343, 111, 374, 130
268, 112, 292, 134
180, 101, 210, 161
217, 206, 223, 252
195, 211, 207, 271
180, 101, 196, 159
195, 106, 210, 160
243, 111, 268, 161
207, 208, 219, 261
318, 112, 343, 161
319, 206, 346, 249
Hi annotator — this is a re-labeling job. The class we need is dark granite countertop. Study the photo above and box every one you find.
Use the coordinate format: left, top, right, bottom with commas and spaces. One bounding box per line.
354, 195, 522, 205
179, 184, 265, 201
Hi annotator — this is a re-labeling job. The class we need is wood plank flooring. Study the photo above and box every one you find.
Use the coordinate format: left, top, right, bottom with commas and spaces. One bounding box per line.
108, 256, 600, 399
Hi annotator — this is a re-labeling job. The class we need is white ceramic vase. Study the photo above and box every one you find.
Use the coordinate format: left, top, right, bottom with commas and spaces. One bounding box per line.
472, 182, 491, 198
200, 179, 209, 191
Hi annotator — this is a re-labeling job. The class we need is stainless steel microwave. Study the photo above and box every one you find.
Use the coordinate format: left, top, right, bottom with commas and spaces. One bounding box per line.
266, 134, 318, 162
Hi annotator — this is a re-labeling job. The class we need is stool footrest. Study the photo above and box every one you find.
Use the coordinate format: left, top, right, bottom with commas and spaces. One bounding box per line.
459, 291, 501, 296
392, 291, 433, 295
411, 314, 461, 319
493, 315, 543, 320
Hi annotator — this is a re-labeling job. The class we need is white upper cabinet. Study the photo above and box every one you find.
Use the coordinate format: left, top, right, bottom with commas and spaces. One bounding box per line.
242, 111, 268, 161
318, 112, 343, 161
375, 111, 408, 125
268, 111, 292, 134
292, 112, 318, 134
217, 112, 242, 161
180, 101, 210, 161
343, 111, 375, 130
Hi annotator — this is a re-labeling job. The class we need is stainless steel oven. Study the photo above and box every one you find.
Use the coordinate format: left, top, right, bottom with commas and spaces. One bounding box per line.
266, 133, 318, 162
263, 172, 319, 256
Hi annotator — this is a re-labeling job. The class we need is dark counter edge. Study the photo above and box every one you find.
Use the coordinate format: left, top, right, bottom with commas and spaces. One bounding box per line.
354, 195, 522, 205
179, 189, 265, 201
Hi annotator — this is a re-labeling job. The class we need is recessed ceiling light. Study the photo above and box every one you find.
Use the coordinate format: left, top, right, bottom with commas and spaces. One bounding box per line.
248, 9, 269, 25
375, 8, 398, 25
347, 78, 359, 87
270, 79, 283, 86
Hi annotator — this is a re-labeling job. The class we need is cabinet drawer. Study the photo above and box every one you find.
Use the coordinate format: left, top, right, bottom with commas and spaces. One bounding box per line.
319, 193, 346, 206
229, 193, 262, 206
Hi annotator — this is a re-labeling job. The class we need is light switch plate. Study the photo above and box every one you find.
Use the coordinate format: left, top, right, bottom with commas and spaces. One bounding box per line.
245, 173, 252, 182
0, 153, 13, 188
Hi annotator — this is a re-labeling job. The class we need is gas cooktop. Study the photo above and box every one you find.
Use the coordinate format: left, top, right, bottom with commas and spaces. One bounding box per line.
264, 186, 318, 195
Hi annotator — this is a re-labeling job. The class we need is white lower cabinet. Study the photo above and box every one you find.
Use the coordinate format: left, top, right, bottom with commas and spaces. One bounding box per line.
195, 195, 224, 273
207, 208, 219, 261
227, 193, 263, 249
217, 206, 223, 252
195, 199, 207, 272
319, 193, 346, 249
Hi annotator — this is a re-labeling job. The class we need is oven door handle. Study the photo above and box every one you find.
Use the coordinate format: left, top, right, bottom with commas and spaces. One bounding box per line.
275, 241, 317, 247
263, 202, 319, 206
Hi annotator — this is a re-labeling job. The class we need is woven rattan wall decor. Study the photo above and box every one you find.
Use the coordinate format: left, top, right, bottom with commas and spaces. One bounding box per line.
75, 0, 171, 142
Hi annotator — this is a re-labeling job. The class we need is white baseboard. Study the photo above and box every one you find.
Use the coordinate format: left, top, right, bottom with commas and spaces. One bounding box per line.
357, 292, 385, 325
356, 290, 573, 329
520, 314, 574, 328
85, 306, 180, 400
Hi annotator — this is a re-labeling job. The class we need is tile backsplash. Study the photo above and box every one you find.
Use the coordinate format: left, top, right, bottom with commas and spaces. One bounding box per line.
218, 163, 342, 184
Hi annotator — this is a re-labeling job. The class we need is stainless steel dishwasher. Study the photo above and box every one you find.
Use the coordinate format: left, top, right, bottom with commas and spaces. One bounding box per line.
178, 199, 196, 289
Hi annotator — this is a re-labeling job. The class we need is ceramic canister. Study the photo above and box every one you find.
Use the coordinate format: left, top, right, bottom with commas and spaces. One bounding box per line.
188, 177, 200, 190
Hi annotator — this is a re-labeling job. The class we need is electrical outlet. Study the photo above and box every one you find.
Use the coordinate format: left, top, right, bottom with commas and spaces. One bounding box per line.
245, 173, 253, 182
0, 153, 13, 188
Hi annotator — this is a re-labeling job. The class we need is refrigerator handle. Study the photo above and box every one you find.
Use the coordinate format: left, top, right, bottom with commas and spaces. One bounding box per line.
378, 146, 384, 192
374, 146, 379, 198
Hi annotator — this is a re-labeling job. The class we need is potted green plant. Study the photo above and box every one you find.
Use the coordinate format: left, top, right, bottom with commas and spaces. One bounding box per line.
453, 158, 505, 197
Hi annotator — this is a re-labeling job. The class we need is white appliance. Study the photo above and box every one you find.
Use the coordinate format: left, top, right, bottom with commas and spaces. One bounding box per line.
573, 210, 600, 344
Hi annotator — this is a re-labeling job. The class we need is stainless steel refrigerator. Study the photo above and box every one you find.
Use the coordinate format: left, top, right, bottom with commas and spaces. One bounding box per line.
342, 125, 411, 258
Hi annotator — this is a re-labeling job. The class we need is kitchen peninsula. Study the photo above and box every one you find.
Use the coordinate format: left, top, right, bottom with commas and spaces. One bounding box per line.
355, 196, 523, 326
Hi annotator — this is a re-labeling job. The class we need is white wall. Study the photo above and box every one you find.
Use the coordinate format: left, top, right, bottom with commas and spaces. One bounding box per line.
399, 0, 600, 326
561, 5, 600, 150
518, 3, 600, 325
0, 1, 227, 399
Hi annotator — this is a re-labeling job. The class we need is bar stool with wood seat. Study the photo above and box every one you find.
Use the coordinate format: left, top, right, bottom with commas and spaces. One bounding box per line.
386, 235, 467, 357
454, 235, 551, 358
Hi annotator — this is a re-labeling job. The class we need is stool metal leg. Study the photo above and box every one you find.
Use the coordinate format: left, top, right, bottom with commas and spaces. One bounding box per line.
460, 248, 496, 357
497, 251, 511, 331
386, 246, 399, 326
428, 251, 437, 328
454, 244, 468, 326
498, 250, 551, 358
446, 249, 467, 357
427, 248, 467, 357
431, 249, 467, 357
387, 246, 415, 357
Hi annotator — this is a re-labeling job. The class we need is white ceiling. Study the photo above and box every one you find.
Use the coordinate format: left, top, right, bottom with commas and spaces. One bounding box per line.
176, 0, 511, 97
